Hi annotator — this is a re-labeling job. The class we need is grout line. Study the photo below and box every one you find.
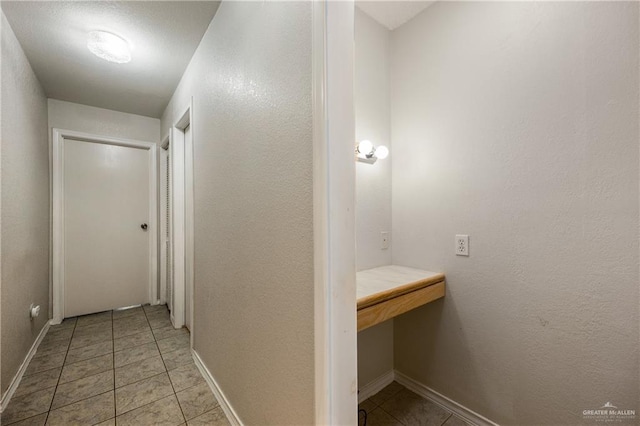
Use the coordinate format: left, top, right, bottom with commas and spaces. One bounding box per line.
363, 384, 407, 425
4, 411, 49, 426
47, 389, 114, 416
188, 406, 223, 424
367, 398, 380, 408
145, 304, 188, 424
62, 346, 114, 367
20, 360, 66, 380
112, 377, 183, 420
10, 382, 58, 401
113, 329, 154, 341
113, 340, 156, 354
67, 332, 114, 351
36, 334, 73, 349
74, 320, 112, 330
114, 347, 161, 370
91, 416, 116, 426
378, 405, 407, 425
166, 370, 188, 424
2, 386, 59, 426
56, 366, 113, 387
369, 384, 457, 426
115, 392, 178, 421
441, 413, 453, 426
154, 329, 190, 342
112, 357, 165, 391
44, 318, 77, 424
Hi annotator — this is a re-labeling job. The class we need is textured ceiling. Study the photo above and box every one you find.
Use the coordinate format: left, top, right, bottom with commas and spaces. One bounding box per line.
356, 1, 435, 30
1, 1, 220, 118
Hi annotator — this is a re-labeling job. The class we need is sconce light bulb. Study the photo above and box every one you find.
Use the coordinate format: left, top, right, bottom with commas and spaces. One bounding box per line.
358, 140, 374, 157
376, 145, 389, 160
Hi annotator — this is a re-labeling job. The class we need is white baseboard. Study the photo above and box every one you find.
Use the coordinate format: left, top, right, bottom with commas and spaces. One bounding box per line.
192, 349, 243, 426
394, 370, 498, 426
358, 370, 395, 403
0, 320, 51, 414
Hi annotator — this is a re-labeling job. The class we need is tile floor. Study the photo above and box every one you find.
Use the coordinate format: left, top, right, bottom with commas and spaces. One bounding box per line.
2, 304, 231, 426
358, 382, 472, 426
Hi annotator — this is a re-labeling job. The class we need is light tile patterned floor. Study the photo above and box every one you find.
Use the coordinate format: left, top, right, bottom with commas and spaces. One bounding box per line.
358, 382, 473, 426
2, 304, 231, 426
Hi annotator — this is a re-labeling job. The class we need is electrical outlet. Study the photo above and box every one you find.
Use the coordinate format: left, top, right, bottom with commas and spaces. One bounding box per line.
455, 234, 469, 256
381, 231, 389, 250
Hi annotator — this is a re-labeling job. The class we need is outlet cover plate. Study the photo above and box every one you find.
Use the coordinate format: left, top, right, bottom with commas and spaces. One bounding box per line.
456, 234, 469, 256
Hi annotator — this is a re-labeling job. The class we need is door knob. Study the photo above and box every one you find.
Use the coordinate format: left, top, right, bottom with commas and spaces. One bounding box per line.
141, 223, 148, 230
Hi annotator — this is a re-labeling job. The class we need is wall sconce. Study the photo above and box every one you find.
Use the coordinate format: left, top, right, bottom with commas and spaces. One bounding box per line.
356, 140, 389, 164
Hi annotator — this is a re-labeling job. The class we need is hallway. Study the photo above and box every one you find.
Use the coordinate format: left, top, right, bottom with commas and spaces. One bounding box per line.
1, 305, 229, 425
1, 1, 320, 423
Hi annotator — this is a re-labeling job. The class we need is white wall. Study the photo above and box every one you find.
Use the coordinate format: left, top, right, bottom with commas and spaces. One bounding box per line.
161, 2, 314, 424
1, 12, 49, 395
356, 8, 392, 272
355, 8, 394, 390
391, 2, 639, 424
48, 99, 160, 143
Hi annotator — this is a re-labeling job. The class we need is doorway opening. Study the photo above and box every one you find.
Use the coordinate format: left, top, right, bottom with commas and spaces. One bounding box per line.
160, 102, 194, 338
160, 137, 172, 312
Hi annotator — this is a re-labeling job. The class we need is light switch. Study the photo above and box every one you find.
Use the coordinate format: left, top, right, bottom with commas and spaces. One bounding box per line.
381, 231, 389, 250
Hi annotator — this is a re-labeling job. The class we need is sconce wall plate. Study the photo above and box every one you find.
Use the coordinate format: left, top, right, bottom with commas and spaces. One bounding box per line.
356, 156, 377, 164
355, 140, 389, 165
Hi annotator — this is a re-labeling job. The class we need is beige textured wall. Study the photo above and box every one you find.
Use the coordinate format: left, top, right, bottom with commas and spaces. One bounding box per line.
355, 8, 394, 390
355, 8, 392, 273
1, 12, 49, 395
391, 2, 639, 423
48, 99, 160, 143
161, 2, 314, 424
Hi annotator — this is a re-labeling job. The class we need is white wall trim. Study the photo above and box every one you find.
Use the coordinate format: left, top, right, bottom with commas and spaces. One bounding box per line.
312, 2, 330, 423
51, 128, 158, 323
192, 349, 243, 426
358, 370, 394, 403
313, 1, 358, 424
0, 321, 51, 414
394, 370, 499, 426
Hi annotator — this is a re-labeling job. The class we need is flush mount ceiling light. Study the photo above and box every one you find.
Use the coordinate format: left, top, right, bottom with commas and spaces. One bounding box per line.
87, 31, 132, 64
356, 140, 389, 164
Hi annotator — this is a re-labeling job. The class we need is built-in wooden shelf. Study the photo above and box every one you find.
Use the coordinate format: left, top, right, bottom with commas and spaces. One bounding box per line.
356, 265, 445, 332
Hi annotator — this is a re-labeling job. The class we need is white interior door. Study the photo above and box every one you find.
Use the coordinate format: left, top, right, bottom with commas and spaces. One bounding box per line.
64, 139, 151, 317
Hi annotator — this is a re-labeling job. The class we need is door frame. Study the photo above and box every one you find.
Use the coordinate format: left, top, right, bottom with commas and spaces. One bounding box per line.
52, 128, 158, 324
167, 100, 194, 332
160, 136, 170, 306
312, 1, 357, 424
183, 122, 194, 333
